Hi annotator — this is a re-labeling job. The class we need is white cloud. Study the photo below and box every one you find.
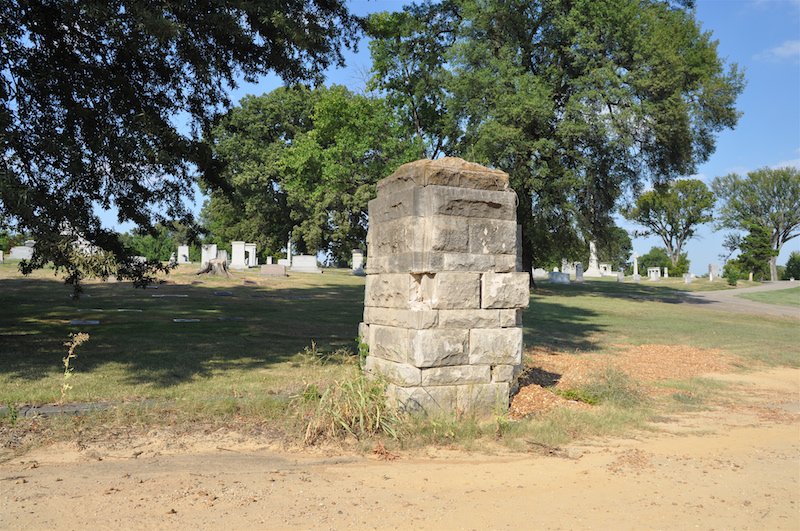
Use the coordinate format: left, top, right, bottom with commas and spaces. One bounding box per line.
772, 158, 800, 169
757, 39, 800, 62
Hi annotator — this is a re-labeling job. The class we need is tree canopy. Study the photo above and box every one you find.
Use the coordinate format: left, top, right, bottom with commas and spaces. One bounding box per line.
623, 179, 714, 266
0, 0, 358, 288
367, 0, 744, 274
712, 167, 800, 280
202, 86, 419, 264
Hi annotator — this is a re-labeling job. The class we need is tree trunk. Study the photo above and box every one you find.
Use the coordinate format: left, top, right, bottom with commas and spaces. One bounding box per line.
196, 258, 230, 277
769, 255, 778, 281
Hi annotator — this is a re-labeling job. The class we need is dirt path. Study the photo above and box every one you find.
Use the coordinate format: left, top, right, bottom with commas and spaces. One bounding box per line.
2, 367, 798, 530
681, 281, 800, 318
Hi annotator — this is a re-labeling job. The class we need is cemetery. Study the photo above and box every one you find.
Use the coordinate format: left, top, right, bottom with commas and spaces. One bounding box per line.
1, 0, 799, 528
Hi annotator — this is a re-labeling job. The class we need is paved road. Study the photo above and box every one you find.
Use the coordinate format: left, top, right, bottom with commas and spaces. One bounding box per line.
681, 281, 800, 318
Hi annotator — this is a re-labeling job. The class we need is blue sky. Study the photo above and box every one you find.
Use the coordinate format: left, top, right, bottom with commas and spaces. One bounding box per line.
112, 0, 800, 273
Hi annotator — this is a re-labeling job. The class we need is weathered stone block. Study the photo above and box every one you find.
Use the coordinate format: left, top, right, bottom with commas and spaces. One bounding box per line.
364, 273, 412, 308
469, 328, 523, 365
481, 272, 530, 309
499, 309, 522, 327
358, 322, 369, 344
411, 329, 469, 367
368, 325, 411, 364
377, 157, 510, 194
491, 364, 519, 383
363, 307, 438, 330
366, 217, 425, 257
386, 384, 458, 415
494, 254, 518, 273
368, 188, 416, 224
421, 365, 491, 386
419, 272, 481, 310
438, 309, 500, 329
427, 216, 469, 253
414, 186, 517, 221
457, 382, 510, 414
468, 219, 517, 255
364, 356, 421, 386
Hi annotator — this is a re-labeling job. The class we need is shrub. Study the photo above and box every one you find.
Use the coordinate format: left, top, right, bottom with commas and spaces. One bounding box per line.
784, 251, 800, 280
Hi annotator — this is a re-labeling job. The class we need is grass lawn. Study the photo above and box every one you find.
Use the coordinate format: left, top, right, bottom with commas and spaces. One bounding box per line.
737, 285, 800, 308
1, 263, 797, 450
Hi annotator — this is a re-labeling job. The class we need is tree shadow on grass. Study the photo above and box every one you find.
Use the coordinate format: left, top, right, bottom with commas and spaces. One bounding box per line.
0, 275, 365, 387
522, 298, 604, 354
533, 280, 713, 306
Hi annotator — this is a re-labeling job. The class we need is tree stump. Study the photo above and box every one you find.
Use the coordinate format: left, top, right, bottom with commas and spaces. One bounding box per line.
196, 258, 229, 277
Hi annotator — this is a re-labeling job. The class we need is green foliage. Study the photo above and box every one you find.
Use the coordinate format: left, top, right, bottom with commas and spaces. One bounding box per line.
204, 86, 419, 264
724, 263, 740, 286
60, 333, 89, 405
723, 223, 777, 281
713, 167, 800, 280
783, 251, 800, 280
595, 226, 633, 272
638, 247, 689, 276
623, 179, 714, 266
367, 0, 743, 271
0, 0, 358, 289
555, 389, 600, 406
579, 367, 647, 409
119, 224, 178, 262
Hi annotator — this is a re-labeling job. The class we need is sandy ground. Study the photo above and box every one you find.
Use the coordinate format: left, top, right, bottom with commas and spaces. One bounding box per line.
1, 366, 798, 530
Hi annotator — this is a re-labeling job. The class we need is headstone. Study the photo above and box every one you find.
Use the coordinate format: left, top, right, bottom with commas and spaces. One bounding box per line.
266, 256, 274, 265
708, 263, 718, 282
230, 241, 247, 269
277, 258, 290, 267
69, 320, 100, 325
8, 244, 34, 260
361, 158, 527, 416
574, 263, 584, 283
583, 241, 602, 277
531, 268, 548, 279
684, 273, 692, 284
260, 264, 287, 277
132, 255, 147, 264
169, 252, 177, 266
632, 252, 640, 281
290, 255, 321, 273
663, 267, 669, 278
561, 259, 575, 276
548, 271, 570, 284
177, 245, 190, 264
0, 250, 3, 263
201, 244, 217, 267
648, 267, 660, 281
748, 271, 753, 282
245, 243, 258, 267
599, 263, 612, 276
616, 271, 624, 282
352, 249, 365, 276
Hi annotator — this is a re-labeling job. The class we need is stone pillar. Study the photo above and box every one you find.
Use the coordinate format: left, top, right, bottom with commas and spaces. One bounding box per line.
632, 252, 640, 281
177, 245, 190, 264
584, 241, 602, 277
708, 263, 718, 282
663, 266, 669, 278
245, 243, 257, 267
361, 158, 528, 416
352, 249, 365, 276
574, 263, 584, 283
230, 241, 246, 269
200, 244, 217, 267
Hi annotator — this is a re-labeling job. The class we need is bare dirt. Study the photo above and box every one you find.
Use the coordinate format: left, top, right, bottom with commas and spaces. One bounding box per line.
2, 365, 798, 530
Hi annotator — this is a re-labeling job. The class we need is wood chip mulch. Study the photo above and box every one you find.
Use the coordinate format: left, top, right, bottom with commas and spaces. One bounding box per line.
508, 344, 737, 419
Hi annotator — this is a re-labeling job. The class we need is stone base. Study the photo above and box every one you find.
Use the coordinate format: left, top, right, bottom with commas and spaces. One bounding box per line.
583, 267, 602, 278
260, 264, 287, 276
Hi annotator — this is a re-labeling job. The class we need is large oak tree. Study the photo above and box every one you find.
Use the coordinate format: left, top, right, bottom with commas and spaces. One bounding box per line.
0, 0, 358, 288
367, 0, 744, 277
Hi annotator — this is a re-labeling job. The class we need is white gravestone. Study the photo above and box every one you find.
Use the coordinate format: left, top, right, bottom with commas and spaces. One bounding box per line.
708, 263, 718, 282
266, 256, 273, 265
574, 263, 584, 283
548, 271, 571, 284
352, 250, 365, 276
632, 252, 640, 281
201, 244, 217, 267
663, 267, 669, 278
0, 250, 4, 263
684, 273, 692, 284
648, 267, 660, 281
245, 243, 257, 267
291, 255, 321, 273
532, 268, 549, 279
616, 271, 624, 282
177, 245, 190, 264
583, 241, 602, 277
230, 241, 247, 269
8, 240, 35, 260
599, 263, 612, 276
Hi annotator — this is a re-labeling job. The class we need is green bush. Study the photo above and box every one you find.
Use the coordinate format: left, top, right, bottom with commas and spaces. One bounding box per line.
784, 251, 800, 280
